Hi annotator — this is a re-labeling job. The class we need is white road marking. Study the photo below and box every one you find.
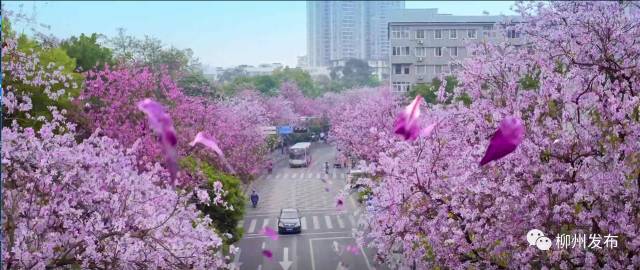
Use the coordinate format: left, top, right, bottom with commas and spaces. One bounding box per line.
312, 216, 320, 230
336, 215, 345, 229
248, 219, 257, 233
280, 247, 292, 270
309, 237, 355, 270
262, 218, 270, 229
359, 243, 374, 270
325, 216, 333, 229
262, 241, 266, 249
348, 215, 356, 227
301, 217, 308, 230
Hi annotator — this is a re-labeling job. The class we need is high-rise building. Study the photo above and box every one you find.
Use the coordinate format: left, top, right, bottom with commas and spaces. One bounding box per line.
306, 1, 404, 68
388, 9, 522, 93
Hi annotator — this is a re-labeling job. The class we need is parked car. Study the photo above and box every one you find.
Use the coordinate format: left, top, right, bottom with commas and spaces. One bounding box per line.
277, 208, 302, 234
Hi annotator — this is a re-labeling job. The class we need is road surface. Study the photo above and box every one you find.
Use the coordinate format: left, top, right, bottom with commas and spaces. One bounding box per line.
234, 143, 386, 270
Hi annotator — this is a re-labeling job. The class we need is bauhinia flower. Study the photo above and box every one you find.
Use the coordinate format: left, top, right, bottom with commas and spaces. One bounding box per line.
262, 226, 279, 241
190, 131, 224, 157
137, 98, 179, 180
393, 96, 423, 141
189, 131, 237, 174
262, 250, 273, 260
421, 121, 439, 138
479, 116, 525, 166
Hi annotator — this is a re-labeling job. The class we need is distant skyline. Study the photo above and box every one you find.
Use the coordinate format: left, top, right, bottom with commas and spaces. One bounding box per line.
3, 1, 517, 70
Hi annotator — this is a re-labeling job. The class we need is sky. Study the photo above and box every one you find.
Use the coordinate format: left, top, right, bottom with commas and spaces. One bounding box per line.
3, 1, 517, 70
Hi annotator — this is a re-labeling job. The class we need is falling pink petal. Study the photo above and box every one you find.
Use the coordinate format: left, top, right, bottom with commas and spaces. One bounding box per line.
190, 132, 224, 157
262, 227, 279, 241
480, 116, 525, 166
345, 245, 360, 255
137, 98, 179, 180
421, 121, 438, 138
262, 250, 273, 260
394, 96, 424, 141
190, 131, 237, 174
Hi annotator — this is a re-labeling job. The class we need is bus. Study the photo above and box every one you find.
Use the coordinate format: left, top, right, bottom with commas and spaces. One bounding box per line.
289, 142, 312, 168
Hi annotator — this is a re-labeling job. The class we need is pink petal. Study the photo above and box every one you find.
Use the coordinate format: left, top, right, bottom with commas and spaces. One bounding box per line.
262, 227, 279, 241
421, 121, 438, 138
480, 116, 525, 166
190, 131, 237, 174
137, 99, 173, 136
346, 245, 359, 255
405, 95, 423, 118
190, 132, 224, 157
394, 96, 424, 141
137, 99, 179, 180
262, 250, 273, 260
325, 187, 330, 192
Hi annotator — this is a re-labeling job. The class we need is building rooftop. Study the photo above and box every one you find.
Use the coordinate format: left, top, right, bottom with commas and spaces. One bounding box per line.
389, 9, 520, 24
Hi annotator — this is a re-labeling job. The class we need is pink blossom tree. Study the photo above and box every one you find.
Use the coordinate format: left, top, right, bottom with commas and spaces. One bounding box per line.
334, 2, 640, 268
2, 27, 233, 268
326, 87, 402, 163
81, 66, 275, 180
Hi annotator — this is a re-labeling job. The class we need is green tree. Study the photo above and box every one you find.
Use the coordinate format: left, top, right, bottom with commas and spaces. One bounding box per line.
330, 58, 379, 90
182, 157, 246, 245
407, 76, 471, 106
60, 33, 114, 71
178, 71, 220, 99
2, 17, 84, 130
253, 75, 279, 96
273, 67, 317, 96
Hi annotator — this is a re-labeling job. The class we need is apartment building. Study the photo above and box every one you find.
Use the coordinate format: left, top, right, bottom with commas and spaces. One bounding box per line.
388, 9, 521, 93
307, 1, 404, 69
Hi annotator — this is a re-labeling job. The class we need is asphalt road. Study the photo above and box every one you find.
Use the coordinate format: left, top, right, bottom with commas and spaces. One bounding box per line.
234, 143, 386, 270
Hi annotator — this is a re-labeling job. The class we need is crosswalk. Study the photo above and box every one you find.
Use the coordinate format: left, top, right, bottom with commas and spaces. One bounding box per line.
240, 214, 362, 234
263, 171, 344, 180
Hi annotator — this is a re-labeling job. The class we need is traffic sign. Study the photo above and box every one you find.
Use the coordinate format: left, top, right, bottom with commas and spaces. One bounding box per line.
277, 126, 293, 135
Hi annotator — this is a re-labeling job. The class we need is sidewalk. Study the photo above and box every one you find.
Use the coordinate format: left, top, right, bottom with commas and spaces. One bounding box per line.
241, 148, 288, 194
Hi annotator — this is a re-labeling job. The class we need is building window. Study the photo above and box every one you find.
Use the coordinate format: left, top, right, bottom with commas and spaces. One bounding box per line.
434, 47, 442, 57
467, 29, 477, 39
392, 82, 411, 92
450, 29, 457, 39
449, 47, 458, 57
393, 64, 410, 75
435, 65, 443, 74
393, 64, 402, 75
392, 46, 411, 56
507, 29, 521, 38
416, 30, 425, 39
415, 47, 427, 57
416, 65, 426, 74
391, 27, 402, 39
392, 26, 410, 39
434, 29, 442, 39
